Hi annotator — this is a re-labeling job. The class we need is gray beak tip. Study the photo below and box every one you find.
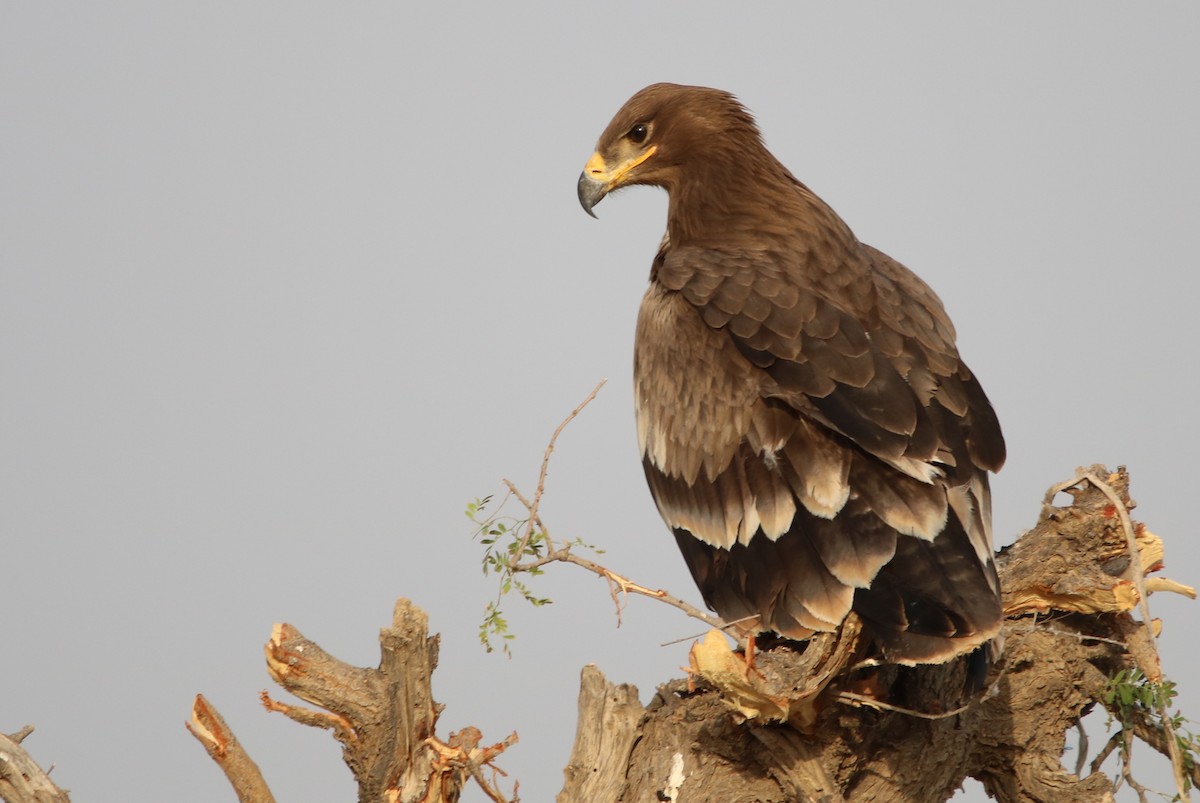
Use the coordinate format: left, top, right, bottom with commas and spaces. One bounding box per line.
577, 171, 606, 218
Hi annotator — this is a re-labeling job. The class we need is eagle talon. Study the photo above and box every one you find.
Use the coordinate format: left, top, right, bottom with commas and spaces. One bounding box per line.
740, 634, 766, 680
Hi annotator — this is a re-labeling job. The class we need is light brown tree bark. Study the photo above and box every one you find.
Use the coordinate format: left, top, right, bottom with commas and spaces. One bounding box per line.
185, 599, 518, 803
13, 466, 1187, 802
179, 465, 1190, 802
556, 466, 1193, 802
0, 727, 71, 803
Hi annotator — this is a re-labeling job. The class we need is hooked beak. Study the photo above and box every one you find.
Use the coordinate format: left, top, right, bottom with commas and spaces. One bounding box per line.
576, 146, 657, 218
577, 169, 606, 218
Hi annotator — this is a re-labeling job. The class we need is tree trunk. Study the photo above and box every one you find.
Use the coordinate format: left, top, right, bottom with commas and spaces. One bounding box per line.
0, 463, 1159, 803
556, 466, 1191, 802
11, 467, 1187, 801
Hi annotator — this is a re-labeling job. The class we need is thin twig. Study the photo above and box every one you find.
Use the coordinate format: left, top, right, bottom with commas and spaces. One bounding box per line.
514, 547, 723, 630
1076, 473, 1152, 629
500, 480, 546, 538
1078, 471, 1188, 799
494, 401, 725, 633
605, 571, 629, 627
1042, 474, 1087, 508
1039, 624, 1130, 651
467, 762, 512, 803
488, 380, 726, 655
1121, 727, 1152, 803
1120, 705, 1200, 790
1090, 729, 1123, 777
502, 480, 738, 636
507, 380, 606, 568
660, 616, 763, 647
1050, 470, 1189, 799
428, 730, 520, 803
835, 690, 972, 721
259, 691, 356, 743
1074, 719, 1089, 778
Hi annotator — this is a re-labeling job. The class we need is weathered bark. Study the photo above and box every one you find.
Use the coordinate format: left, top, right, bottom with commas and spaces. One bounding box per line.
0, 727, 71, 803
263, 602, 447, 802
559, 665, 645, 800
186, 695, 276, 803
557, 466, 1193, 802
176, 465, 1188, 803
5, 465, 1182, 801
191, 597, 517, 803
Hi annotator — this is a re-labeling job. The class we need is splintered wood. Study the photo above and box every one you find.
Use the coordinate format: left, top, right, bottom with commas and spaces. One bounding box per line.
557, 465, 1195, 802
1001, 468, 1193, 618
192, 599, 517, 803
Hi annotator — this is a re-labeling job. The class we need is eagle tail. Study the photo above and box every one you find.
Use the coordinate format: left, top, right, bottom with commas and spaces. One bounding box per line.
672, 477, 1003, 669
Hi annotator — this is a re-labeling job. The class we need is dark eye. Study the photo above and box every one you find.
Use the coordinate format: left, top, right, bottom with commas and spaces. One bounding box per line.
628, 123, 649, 144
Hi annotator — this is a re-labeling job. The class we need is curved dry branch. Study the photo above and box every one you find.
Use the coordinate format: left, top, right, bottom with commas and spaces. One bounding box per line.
1076, 470, 1188, 798
502, 509, 724, 633
507, 379, 607, 565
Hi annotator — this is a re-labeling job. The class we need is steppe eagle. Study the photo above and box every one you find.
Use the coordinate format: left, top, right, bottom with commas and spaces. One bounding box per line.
577, 84, 1004, 665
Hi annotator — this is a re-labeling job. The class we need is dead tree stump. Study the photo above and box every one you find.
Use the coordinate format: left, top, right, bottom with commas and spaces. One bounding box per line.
557, 466, 1193, 802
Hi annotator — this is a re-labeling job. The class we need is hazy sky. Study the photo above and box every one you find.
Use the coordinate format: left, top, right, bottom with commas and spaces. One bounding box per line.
3, 4, 1197, 802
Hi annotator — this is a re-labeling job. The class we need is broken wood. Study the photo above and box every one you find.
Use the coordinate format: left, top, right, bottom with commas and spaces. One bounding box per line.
177, 465, 1189, 802
193, 598, 518, 803
557, 465, 1193, 802
186, 695, 275, 803
0, 726, 71, 803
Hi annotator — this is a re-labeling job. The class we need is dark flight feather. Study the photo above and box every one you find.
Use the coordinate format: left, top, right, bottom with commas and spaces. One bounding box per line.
581, 83, 1005, 665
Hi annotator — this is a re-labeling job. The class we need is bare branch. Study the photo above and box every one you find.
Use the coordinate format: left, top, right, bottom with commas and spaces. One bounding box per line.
514, 546, 722, 630
1109, 700, 1200, 791
259, 691, 355, 741
508, 379, 606, 566
1075, 470, 1188, 799
186, 695, 276, 803
833, 690, 974, 721
1090, 730, 1123, 777
428, 729, 520, 803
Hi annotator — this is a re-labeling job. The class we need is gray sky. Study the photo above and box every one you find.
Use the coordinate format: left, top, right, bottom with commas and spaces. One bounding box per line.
2, 4, 1197, 801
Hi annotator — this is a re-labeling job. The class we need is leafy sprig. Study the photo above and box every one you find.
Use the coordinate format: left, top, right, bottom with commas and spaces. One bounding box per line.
1103, 668, 1198, 796
467, 494, 601, 655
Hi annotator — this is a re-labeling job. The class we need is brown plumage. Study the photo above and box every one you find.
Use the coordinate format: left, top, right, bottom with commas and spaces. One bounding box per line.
578, 83, 1005, 665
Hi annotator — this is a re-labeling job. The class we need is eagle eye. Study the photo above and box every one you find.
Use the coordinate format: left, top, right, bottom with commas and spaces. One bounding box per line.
627, 123, 649, 144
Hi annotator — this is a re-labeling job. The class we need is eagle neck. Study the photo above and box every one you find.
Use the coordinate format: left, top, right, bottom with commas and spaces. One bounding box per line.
665, 152, 849, 251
